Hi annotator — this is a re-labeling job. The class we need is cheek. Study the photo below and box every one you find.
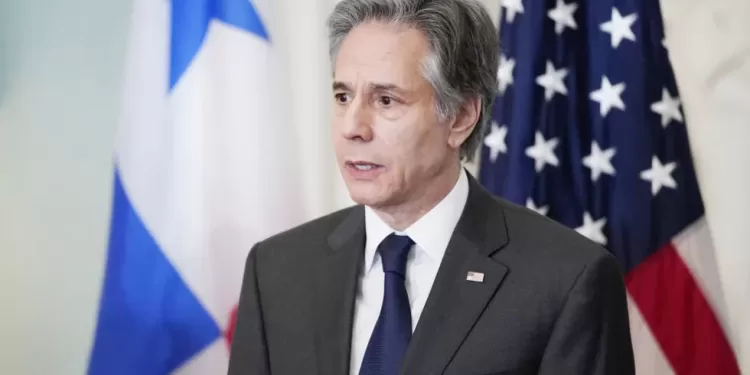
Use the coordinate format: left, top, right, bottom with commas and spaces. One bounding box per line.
331, 112, 343, 132
379, 123, 439, 170
377, 120, 420, 160
331, 132, 348, 162
331, 116, 346, 141
406, 115, 447, 157
373, 104, 447, 165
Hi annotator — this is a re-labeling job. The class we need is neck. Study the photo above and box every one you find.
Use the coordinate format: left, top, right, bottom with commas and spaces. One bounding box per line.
373, 161, 462, 231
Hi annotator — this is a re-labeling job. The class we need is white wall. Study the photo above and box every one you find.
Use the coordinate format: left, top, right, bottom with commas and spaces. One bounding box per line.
1, 0, 748, 374
0, 0, 129, 373
659, 0, 750, 371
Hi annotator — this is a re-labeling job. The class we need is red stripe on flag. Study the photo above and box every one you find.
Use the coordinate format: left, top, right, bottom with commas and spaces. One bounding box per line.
626, 243, 739, 375
224, 305, 239, 349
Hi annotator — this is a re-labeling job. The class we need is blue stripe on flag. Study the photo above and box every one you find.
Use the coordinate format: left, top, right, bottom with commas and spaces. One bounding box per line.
88, 169, 221, 375
170, 0, 269, 90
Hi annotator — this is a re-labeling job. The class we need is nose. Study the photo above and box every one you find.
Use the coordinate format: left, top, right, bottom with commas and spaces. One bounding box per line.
340, 96, 374, 143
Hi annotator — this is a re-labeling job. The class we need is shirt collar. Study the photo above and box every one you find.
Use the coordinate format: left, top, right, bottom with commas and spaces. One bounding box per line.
363, 169, 470, 273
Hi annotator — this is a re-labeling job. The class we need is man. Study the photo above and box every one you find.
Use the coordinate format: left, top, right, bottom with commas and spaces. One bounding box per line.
228, 0, 635, 374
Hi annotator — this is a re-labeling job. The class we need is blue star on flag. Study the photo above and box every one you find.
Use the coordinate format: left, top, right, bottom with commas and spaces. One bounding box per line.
170, 0, 268, 89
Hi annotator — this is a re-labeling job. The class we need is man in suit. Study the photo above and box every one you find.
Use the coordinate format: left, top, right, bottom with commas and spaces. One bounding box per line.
228, 0, 635, 374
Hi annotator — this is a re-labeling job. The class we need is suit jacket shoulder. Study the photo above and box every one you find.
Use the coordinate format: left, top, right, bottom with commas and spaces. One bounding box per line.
403, 178, 634, 375
251, 204, 363, 265
232, 204, 367, 375
479, 195, 623, 320
496, 196, 616, 270
451, 176, 618, 296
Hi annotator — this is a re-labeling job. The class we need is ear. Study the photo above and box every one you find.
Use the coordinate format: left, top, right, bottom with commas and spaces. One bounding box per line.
447, 95, 482, 150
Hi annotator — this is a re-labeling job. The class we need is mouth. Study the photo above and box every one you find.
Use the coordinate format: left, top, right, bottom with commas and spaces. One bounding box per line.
344, 160, 384, 178
347, 161, 382, 170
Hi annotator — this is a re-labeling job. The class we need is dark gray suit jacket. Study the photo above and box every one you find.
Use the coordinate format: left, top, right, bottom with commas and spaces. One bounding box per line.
228, 174, 635, 375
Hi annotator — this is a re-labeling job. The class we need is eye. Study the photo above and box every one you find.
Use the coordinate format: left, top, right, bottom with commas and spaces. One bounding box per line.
378, 96, 394, 106
334, 93, 350, 104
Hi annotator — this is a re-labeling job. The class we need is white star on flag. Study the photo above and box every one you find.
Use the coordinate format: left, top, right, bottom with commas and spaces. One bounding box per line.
600, 8, 637, 49
650, 88, 683, 128
590, 76, 626, 117
640, 156, 678, 196
548, 0, 578, 35
576, 212, 607, 245
484, 122, 508, 163
526, 198, 549, 216
536, 60, 568, 101
498, 55, 516, 94
525, 131, 560, 172
582, 142, 616, 182
501, 0, 525, 23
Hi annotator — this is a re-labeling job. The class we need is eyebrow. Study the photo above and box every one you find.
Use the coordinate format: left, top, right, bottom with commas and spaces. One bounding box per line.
332, 81, 350, 91
332, 81, 405, 94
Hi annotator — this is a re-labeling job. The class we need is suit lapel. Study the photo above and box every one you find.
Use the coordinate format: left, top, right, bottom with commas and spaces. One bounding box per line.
314, 207, 366, 375
401, 175, 511, 375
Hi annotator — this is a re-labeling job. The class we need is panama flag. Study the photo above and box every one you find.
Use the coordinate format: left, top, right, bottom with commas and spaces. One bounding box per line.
88, 0, 304, 373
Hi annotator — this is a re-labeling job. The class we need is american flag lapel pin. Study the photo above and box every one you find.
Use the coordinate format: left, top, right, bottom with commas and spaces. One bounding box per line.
466, 271, 484, 283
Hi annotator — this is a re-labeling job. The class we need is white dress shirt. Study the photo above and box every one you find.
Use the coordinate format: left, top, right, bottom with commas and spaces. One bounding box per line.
349, 169, 470, 375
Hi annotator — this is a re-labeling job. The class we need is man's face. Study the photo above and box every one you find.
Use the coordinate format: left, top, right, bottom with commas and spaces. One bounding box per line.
331, 22, 455, 210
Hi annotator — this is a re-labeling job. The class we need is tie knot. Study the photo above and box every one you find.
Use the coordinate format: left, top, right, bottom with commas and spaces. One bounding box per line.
378, 233, 413, 276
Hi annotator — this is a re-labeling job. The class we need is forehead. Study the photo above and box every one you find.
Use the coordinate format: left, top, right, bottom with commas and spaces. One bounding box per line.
334, 22, 430, 87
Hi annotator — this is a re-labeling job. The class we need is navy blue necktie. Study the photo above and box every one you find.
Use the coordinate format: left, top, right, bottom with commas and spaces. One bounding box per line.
360, 233, 414, 375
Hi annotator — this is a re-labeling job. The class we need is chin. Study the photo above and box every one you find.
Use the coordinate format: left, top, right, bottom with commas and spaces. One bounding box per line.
347, 190, 383, 207
345, 183, 392, 208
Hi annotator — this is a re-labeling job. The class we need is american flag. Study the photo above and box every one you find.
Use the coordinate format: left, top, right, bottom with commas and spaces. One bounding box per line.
479, 0, 741, 373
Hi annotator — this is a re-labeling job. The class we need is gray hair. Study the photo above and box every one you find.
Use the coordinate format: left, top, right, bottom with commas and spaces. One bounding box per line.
327, 0, 499, 162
